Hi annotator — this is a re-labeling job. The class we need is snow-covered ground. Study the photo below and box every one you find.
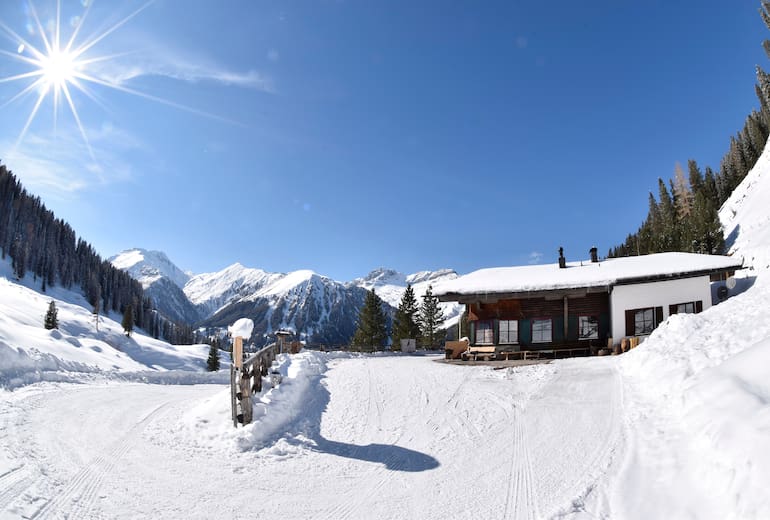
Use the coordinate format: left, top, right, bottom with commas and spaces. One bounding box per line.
0, 258, 225, 390
2, 139, 770, 518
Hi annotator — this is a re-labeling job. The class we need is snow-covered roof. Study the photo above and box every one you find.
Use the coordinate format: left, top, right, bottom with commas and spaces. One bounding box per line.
433, 252, 743, 301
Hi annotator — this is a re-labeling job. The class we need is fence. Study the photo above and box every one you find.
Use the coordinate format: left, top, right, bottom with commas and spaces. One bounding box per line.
230, 337, 279, 427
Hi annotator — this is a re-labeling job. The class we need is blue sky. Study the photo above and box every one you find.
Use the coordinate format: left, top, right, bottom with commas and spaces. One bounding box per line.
0, 1, 766, 281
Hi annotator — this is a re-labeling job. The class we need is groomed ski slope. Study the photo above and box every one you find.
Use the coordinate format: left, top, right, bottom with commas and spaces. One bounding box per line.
1, 354, 623, 519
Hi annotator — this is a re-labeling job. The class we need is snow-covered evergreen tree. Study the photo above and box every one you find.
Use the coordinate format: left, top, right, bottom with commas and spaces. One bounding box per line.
206, 344, 220, 371
44, 300, 58, 330
122, 304, 134, 337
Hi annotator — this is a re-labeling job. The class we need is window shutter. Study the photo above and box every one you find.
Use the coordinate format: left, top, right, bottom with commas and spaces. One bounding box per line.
469, 321, 476, 345
669, 304, 677, 316
695, 300, 703, 313
552, 316, 564, 343
655, 307, 664, 326
625, 310, 634, 336
567, 315, 578, 341
599, 313, 610, 340
519, 319, 531, 345
493, 319, 499, 345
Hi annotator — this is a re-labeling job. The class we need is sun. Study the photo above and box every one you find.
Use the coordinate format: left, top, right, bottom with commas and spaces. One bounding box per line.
0, 0, 156, 162
0, 0, 226, 164
39, 47, 79, 90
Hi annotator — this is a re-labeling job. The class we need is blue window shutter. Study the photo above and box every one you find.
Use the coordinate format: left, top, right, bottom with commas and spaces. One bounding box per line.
519, 319, 531, 345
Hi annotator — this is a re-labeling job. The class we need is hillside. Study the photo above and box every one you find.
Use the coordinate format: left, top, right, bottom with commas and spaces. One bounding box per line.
0, 256, 224, 390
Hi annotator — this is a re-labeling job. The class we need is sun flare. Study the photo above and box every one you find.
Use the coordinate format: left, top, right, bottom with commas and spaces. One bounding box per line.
0, 0, 158, 162
39, 47, 79, 89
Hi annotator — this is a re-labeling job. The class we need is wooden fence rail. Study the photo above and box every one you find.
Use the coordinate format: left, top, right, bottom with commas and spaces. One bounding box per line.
230, 337, 279, 427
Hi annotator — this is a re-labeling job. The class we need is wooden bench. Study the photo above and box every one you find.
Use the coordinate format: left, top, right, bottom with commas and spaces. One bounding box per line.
461, 345, 497, 361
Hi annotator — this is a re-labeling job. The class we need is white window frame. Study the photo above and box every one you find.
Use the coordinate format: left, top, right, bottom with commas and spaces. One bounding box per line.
499, 320, 518, 344
532, 318, 552, 344
578, 316, 599, 339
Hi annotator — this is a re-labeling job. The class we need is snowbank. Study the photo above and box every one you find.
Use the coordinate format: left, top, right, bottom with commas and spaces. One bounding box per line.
171, 351, 342, 454
616, 272, 770, 518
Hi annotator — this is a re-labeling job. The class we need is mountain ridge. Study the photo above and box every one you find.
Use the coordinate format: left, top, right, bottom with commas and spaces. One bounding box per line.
109, 249, 463, 346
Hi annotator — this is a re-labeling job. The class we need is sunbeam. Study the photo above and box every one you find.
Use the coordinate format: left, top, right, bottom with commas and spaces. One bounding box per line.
0, 0, 232, 162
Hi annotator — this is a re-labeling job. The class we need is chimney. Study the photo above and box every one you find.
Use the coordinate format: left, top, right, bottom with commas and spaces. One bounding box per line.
590, 247, 598, 263
558, 247, 566, 269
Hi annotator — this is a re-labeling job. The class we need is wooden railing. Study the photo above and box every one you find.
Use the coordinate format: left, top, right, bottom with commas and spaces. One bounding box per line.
230, 337, 279, 427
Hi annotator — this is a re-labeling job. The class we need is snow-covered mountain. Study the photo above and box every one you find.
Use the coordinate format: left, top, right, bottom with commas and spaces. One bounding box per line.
195, 268, 371, 346
184, 263, 283, 318
183, 263, 371, 345
107, 255, 464, 346
109, 248, 201, 324
110, 248, 190, 289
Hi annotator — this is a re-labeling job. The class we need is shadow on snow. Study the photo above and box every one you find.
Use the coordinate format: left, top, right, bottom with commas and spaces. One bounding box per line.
260, 365, 440, 473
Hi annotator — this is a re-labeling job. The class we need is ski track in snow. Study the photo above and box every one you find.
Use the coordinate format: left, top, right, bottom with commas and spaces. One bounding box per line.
0, 355, 626, 519
30, 401, 173, 520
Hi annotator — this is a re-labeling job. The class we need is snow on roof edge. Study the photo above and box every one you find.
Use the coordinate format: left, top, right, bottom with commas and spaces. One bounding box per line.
433, 252, 743, 299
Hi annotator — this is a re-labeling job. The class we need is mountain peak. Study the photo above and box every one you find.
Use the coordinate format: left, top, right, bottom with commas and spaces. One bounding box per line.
109, 248, 190, 290
358, 268, 405, 286
406, 269, 458, 285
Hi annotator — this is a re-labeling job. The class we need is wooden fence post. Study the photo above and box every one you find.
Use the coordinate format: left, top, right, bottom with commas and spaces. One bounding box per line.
230, 340, 281, 428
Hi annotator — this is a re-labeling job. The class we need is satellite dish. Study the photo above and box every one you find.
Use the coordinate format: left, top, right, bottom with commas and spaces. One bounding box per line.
717, 285, 729, 301
726, 277, 737, 290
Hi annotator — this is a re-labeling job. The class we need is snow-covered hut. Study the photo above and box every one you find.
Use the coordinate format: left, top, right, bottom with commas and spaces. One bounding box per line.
432, 251, 742, 356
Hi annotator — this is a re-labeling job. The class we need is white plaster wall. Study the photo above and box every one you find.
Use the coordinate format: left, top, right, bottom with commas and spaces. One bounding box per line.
610, 276, 712, 342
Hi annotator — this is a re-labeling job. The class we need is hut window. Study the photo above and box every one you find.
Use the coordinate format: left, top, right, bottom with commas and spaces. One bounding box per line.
578, 316, 599, 339
532, 318, 552, 343
475, 320, 494, 345
634, 308, 655, 335
625, 307, 663, 336
670, 301, 702, 315
499, 320, 518, 344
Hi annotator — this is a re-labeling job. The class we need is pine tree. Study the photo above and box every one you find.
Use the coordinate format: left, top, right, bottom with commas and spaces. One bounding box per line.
122, 304, 134, 337
657, 178, 677, 250
44, 300, 58, 330
206, 343, 220, 371
391, 284, 420, 350
418, 285, 445, 349
92, 298, 100, 333
672, 162, 693, 219
351, 289, 388, 350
